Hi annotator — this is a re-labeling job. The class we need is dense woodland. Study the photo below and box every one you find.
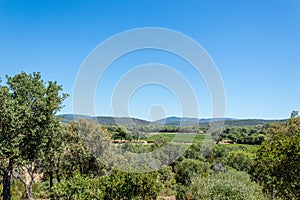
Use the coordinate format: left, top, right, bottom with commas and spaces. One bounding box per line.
0, 72, 299, 199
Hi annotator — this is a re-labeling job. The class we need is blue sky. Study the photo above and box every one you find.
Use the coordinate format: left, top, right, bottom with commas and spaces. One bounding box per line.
0, 0, 299, 120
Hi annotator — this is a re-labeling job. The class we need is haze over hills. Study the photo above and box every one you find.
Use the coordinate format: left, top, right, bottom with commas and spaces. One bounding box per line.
57, 114, 150, 126
154, 116, 236, 126
57, 114, 285, 127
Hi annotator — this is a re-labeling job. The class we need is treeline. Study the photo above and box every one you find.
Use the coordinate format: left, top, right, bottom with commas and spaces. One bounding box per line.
106, 124, 268, 145
115, 124, 202, 133
219, 125, 267, 145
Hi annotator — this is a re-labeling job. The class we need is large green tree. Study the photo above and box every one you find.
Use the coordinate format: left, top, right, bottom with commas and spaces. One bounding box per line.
60, 120, 109, 179
251, 118, 300, 199
0, 72, 67, 200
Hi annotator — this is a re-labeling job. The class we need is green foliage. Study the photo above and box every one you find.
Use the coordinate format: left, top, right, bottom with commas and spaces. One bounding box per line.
206, 145, 255, 172
104, 170, 162, 200
146, 134, 175, 143
0, 72, 66, 163
226, 150, 254, 172
184, 142, 207, 160
221, 126, 267, 144
51, 174, 105, 199
51, 119, 111, 182
107, 125, 132, 141
126, 124, 200, 133
76, 119, 111, 161
178, 169, 266, 200
175, 158, 212, 185
2, 72, 298, 199
251, 118, 300, 199
130, 130, 146, 141
120, 143, 152, 153
51, 170, 162, 200
158, 165, 177, 196
151, 135, 169, 148
0, 72, 67, 199
290, 110, 299, 118
221, 144, 258, 153
146, 133, 205, 143
183, 140, 216, 161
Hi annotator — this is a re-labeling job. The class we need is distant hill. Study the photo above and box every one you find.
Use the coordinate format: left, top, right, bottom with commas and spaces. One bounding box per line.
57, 114, 285, 127
223, 119, 285, 126
154, 117, 284, 127
154, 117, 236, 126
57, 114, 150, 126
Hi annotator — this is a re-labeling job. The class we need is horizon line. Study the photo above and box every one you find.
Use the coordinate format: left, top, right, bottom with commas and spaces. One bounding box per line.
56, 113, 288, 122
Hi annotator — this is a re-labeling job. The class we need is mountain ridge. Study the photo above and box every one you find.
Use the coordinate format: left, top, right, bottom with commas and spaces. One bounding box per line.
57, 114, 285, 127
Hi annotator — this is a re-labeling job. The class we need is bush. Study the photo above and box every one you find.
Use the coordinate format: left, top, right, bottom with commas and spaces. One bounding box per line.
175, 159, 212, 185
178, 169, 266, 200
51, 174, 105, 199
226, 150, 254, 172
158, 165, 177, 196
103, 170, 162, 200
51, 170, 162, 200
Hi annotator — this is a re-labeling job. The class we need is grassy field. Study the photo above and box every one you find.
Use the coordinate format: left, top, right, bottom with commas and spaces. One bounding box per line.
142, 133, 259, 153
145, 133, 208, 143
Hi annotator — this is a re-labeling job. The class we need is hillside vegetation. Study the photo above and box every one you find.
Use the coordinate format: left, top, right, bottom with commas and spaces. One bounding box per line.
0, 72, 299, 200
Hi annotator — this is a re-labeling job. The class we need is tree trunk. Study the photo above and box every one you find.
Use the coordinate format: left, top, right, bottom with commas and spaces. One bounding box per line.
29, 180, 34, 199
3, 160, 13, 200
24, 183, 30, 200
49, 171, 53, 188
79, 164, 83, 175
28, 166, 35, 200
56, 169, 61, 183
13, 166, 33, 200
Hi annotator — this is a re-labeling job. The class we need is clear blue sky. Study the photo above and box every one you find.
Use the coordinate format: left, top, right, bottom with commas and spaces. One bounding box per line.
0, 0, 299, 120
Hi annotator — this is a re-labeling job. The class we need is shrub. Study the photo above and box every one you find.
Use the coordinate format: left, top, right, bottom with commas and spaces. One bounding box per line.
178, 169, 266, 200
51, 174, 105, 199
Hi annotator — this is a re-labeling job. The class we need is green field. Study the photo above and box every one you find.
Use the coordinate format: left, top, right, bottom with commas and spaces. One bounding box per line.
145, 133, 208, 143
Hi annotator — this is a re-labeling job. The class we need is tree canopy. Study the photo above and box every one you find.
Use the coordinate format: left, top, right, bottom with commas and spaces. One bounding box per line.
251, 118, 300, 199
0, 72, 67, 200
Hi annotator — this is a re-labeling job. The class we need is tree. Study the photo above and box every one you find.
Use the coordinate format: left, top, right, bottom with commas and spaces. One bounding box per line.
175, 158, 212, 185
226, 150, 254, 173
39, 123, 66, 189
251, 118, 300, 199
37, 119, 109, 195
184, 142, 207, 160
158, 165, 177, 196
152, 135, 169, 149
108, 125, 130, 141
0, 72, 67, 200
131, 130, 146, 141
290, 110, 299, 118
71, 119, 110, 175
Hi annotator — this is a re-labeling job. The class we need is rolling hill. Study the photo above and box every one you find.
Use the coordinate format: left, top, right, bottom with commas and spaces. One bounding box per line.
57, 114, 150, 126
57, 114, 285, 127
